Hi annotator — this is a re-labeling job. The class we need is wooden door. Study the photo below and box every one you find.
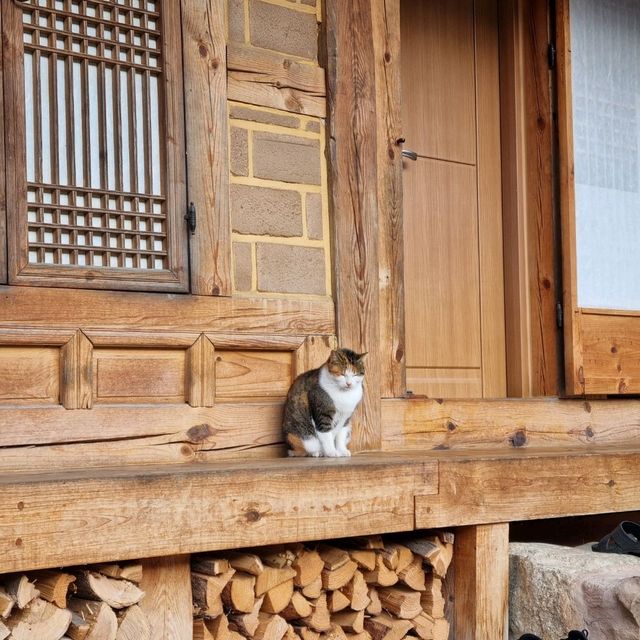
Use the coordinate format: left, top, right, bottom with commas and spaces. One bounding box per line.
401, 0, 506, 398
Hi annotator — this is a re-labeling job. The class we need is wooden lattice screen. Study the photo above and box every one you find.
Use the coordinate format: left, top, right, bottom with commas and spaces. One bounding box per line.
2, 0, 188, 291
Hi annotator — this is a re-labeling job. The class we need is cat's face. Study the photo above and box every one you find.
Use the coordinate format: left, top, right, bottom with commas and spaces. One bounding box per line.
327, 349, 366, 391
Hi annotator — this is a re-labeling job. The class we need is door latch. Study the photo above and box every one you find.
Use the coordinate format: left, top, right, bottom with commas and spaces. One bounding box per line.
185, 202, 196, 234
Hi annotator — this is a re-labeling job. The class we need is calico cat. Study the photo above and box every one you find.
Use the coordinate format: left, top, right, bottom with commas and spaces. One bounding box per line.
283, 348, 365, 458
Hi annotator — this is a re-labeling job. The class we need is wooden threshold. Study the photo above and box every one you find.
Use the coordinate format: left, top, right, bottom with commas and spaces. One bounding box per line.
3, 446, 640, 574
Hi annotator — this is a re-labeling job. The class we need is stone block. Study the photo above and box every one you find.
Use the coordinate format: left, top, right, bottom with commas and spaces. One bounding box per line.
305, 120, 321, 133
509, 542, 640, 640
249, 1, 318, 59
231, 184, 303, 237
253, 132, 321, 185
306, 193, 323, 240
228, 0, 246, 43
230, 127, 249, 176
233, 242, 253, 291
257, 243, 326, 295
230, 105, 300, 129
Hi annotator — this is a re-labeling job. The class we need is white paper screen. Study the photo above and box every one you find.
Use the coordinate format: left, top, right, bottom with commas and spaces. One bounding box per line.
571, 0, 640, 310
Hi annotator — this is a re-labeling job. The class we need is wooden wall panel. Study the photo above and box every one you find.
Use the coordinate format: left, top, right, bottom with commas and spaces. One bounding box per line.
0, 2, 6, 285
0, 347, 59, 404
215, 350, 293, 402
406, 368, 482, 399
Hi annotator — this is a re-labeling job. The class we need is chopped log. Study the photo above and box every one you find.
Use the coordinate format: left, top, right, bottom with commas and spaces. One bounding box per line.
438, 532, 455, 545
377, 586, 422, 619
332, 610, 365, 634
207, 613, 231, 640
344, 633, 371, 640
404, 538, 452, 578
192, 557, 232, 577
0, 621, 8, 640
341, 571, 369, 611
363, 614, 412, 640
281, 592, 313, 620
381, 545, 413, 574
420, 576, 445, 618
346, 537, 384, 550
409, 611, 434, 640
262, 580, 294, 614
5, 597, 72, 640
301, 593, 330, 632
93, 563, 143, 584
192, 572, 229, 616
284, 623, 301, 640
318, 546, 350, 571
433, 618, 449, 640
365, 588, 382, 615
73, 571, 144, 609
297, 627, 320, 640
363, 557, 398, 587
348, 551, 376, 572
31, 570, 76, 608
397, 557, 426, 592
301, 576, 323, 599
230, 595, 264, 636
262, 545, 303, 569
3, 575, 40, 609
229, 631, 246, 640
222, 573, 256, 613
67, 598, 118, 640
67, 613, 90, 640
254, 613, 288, 640
321, 560, 357, 590
256, 567, 297, 597
293, 552, 324, 588
327, 590, 350, 613
227, 552, 265, 576
0, 589, 15, 619
115, 605, 151, 640
193, 618, 215, 640
322, 624, 348, 640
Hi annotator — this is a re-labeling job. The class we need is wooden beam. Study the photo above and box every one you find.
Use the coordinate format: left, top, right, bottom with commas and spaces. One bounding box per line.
59, 330, 93, 410
453, 524, 509, 640
382, 397, 640, 450
0, 286, 335, 334
0, 1, 6, 285
0, 454, 437, 573
140, 556, 193, 640
325, 0, 382, 451
182, 0, 231, 296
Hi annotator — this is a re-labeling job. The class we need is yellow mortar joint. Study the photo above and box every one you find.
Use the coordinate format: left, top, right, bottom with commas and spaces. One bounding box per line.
233, 290, 332, 302
229, 120, 322, 140
301, 189, 309, 239
243, 0, 250, 43
251, 242, 258, 291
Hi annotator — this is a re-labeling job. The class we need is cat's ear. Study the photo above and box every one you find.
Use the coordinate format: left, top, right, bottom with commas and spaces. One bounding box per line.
328, 350, 340, 361
356, 352, 368, 360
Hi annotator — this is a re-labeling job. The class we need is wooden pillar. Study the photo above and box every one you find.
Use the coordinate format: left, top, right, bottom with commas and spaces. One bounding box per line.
140, 555, 193, 640
454, 523, 509, 640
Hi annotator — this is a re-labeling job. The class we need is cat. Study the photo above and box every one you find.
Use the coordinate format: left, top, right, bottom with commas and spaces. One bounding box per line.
283, 348, 366, 458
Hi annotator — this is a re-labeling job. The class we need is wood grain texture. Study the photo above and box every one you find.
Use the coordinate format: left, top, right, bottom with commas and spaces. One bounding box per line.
140, 556, 193, 640
416, 447, 640, 527
325, 0, 382, 451
405, 368, 482, 399
182, 0, 232, 295
227, 44, 326, 118
0, 454, 437, 573
294, 335, 336, 377
0, 286, 335, 335
0, 2, 6, 285
475, 0, 506, 398
381, 397, 640, 451
188, 335, 216, 407
60, 330, 93, 409
453, 524, 509, 640
372, 0, 405, 398
0, 347, 59, 404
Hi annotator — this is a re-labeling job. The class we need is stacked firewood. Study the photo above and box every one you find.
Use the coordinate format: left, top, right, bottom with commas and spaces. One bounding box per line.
0, 562, 149, 640
192, 534, 453, 640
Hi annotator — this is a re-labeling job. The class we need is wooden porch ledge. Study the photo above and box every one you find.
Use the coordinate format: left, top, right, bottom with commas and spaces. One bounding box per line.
2, 447, 640, 574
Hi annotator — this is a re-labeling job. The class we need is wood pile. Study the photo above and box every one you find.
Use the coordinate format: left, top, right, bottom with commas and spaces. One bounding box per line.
192, 534, 453, 640
0, 562, 149, 640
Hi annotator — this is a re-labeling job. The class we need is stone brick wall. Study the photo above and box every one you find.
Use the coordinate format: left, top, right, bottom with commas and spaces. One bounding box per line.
226, 0, 331, 298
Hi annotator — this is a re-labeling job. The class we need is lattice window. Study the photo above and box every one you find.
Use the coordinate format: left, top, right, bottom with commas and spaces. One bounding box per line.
2, 0, 188, 291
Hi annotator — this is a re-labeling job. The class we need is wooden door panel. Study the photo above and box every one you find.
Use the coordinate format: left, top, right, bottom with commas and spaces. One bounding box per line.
406, 367, 482, 399
403, 157, 481, 369
0, 346, 59, 404
400, 0, 476, 164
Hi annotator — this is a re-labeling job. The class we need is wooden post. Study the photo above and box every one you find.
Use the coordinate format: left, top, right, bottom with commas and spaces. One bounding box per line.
453, 524, 509, 640
139, 555, 193, 640
325, 0, 382, 451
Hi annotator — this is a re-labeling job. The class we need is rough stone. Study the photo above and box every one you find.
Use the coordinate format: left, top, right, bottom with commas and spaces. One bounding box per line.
509, 542, 640, 640
305, 120, 321, 133
230, 127, 249, 176
228, 0, 246, 43
249, 0, 318, 60
230, 105, 300, 129
253, 132, 321, 185
231, 184, 303, 237
257, 244, 326, 295
233, 242, 253, 292
306, 193, 323, 240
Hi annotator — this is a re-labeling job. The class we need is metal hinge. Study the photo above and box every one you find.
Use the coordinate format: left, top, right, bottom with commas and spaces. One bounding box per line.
185, 202, 196, 234
548, 42, 557, 70
556, 301, 563, 328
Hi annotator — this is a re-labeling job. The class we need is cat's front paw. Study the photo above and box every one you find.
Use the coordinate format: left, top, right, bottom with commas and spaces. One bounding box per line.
337, 449, 351, 457
323, 450, 341, 458
310, 451, 323, 458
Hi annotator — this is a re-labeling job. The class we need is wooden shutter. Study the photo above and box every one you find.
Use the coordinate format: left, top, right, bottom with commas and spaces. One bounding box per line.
557, 0, 640, 394
2, 0, 188, 291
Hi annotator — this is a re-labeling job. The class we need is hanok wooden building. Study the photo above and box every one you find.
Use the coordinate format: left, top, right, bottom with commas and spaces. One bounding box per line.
0, 0, 639, 637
